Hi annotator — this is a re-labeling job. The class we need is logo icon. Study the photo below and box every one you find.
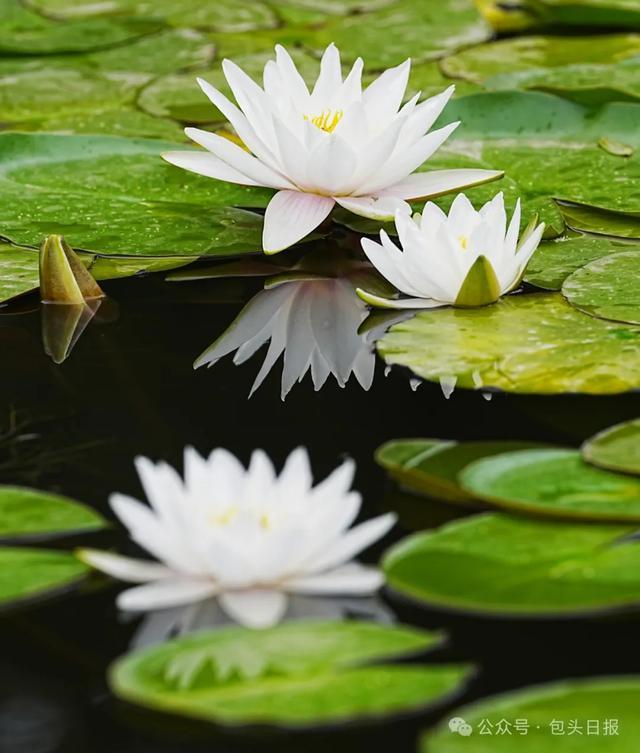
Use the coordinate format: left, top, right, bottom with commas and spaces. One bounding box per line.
449, 717, 473, 736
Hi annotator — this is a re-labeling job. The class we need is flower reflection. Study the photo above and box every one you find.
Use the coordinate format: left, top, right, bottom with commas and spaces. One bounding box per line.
127, 594, 394, 649
194, 249, 410, 400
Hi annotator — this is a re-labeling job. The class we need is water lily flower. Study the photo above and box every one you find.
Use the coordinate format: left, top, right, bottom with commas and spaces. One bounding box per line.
162, 43, 503, 254
356, 193, 545, 309
78, 448, 395, 629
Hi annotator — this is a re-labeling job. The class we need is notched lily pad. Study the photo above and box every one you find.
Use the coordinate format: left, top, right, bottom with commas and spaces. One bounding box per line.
0, 133, 271, 257
378, 293, 640, 395
110, 620, 471, 729
383, 512, 640, 617
0, 548, 90, 611
376, 439, 548, 506
460, 447, 640, 522
563, 251, 640, 325
582, 418, 640, 476
421, 677, 640, 751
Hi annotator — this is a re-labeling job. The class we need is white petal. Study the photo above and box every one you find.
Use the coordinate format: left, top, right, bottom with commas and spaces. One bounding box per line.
517, 222, 545, 268
360, 235, 425, 297
335, 195, 409, 221
117, 578, 219, 611
356, 288, 445, 309
381, 168, 504, 200
218, 589, 288, 629
287, 563, 384, 595
311, 43, 342, 105
363, 59, 411, 128
306, 513, 397, 573
162, 150, 261, 186
185, 127, 293, 190
307, 134, 357, 195
504, 198, 522, 256
275, 44, 310, 106
77, 548, 173, 583
262, 190, 334, 254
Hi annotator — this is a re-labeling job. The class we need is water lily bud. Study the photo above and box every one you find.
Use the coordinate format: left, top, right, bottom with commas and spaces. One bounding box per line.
39, 235, 104, 304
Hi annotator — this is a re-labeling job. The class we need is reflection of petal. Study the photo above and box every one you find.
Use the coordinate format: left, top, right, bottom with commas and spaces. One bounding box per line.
41, 300, 102, 364
196, 276, 385, 399
218, 590, 288, 629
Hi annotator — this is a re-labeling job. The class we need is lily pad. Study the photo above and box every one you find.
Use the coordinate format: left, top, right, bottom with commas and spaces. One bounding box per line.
110, 620, 471, 728
24, 0, 277, 32
0, 0, 162, 54
0, 486, 106, 543
435, 91, 640, 234
378, 293, 640, 395
0, 133, 270, 257
421, 677, 640, 751
441, 34, 640, 105
383, 512, 640, 617
525, 234, 633, 290
560, 201, 640, 239
526, 0, 640, 28
563, 251, 640, 325
312, 0, 491, 68
582, 418, 640, 476
0, 548, 89, 611
460, 447, 640, 522
138, 48, 321, 124
376, 439, 547, 506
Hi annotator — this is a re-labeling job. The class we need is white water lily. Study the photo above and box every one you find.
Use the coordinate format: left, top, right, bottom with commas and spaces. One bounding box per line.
79, 448, 395, 629
162, 43, 502, 253
357, 192, 545, 309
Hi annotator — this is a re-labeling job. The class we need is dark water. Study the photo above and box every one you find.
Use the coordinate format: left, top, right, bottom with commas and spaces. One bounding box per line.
2, 270, 640, 753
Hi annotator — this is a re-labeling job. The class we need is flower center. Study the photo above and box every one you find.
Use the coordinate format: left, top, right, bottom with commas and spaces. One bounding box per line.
305, 109, 343, 133
458, 235, 469, 250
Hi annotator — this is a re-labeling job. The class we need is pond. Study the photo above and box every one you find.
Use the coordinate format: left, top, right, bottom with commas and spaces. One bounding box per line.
2, 0, 640, 751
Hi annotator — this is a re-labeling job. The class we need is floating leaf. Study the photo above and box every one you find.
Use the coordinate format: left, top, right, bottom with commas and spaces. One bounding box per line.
24, 0, 277, 32
312, 0, 491, 67
0, 0, 162, 54
563, 251, 640, 325
599, 137, 635, 157
559, 201, 640, 239
0, 133, 270, 257
421, 677, 640, 751
525, 0, 640, 28
460, 447, 640, 522
433, 92, 640, 236
110, 620, 471, 728
383, 512, 640, 617
376, 439, 547, 506
0, 486, 105, 543
441, 34, 640, 105
582, 418, 640, 476
0, 548, 89, 610
378, 293, 640, 395
525, 234, 633, 290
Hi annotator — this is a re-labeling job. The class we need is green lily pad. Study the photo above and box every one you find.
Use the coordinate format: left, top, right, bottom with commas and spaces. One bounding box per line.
376, 439, 548, 506
138, 48, 321, 124
0, 243, 194, 305
0, 486, 106, 543
312, 0, 491, 68
0, 0, 162, 54
110, 620, 471, 729
0, 547, 89, 611
383, 512, 640, 617
563, 251, 640, 325
441, 34, 640, 105
460, 447, 640, 522
421, 676, 640, 751
527, 0, 640, 28
435, 92, 640, 234
582, 418, 640, 476
0, 133, 271, 257
378, 293, 640, 395
24, 0, 277, 32
559, 202, 640, 239
525, 234, 634, 290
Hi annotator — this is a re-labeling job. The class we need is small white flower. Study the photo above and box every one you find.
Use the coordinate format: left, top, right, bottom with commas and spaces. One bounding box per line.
78, 448, 395, 629
162, 43, 502, 254
357, 192, 545, 309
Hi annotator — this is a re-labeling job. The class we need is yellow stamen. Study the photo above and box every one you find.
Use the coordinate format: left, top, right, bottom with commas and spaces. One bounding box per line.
304, 109, 343, 133
209, 507, 237, 527
459, 235, 469, 250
